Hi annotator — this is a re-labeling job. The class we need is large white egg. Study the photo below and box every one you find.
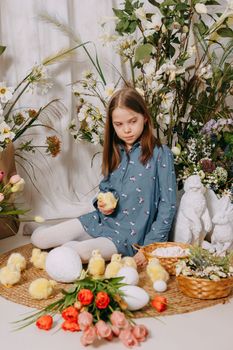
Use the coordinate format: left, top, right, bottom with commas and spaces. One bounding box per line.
117, 266, 139, 285
119, 285, 149, 311
153, 280, 167, 292
45, 246, 82, 283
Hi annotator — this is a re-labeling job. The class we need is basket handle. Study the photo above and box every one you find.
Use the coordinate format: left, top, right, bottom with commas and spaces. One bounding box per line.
132, 243, 143, 252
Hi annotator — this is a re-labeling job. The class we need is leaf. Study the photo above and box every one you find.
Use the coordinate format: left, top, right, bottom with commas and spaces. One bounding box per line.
0, 45, 6, 55
217, 28, 233, 38
160, 0, 177, 7
134, 43, 154, 63
148, 0, 160, 7
205, 0, 220, 5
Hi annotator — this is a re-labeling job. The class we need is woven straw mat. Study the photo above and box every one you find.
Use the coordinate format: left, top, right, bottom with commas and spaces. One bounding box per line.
0, 244, 232, 318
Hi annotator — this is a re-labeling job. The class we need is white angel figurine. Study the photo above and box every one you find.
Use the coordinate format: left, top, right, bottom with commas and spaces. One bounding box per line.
173, 175, 212, 245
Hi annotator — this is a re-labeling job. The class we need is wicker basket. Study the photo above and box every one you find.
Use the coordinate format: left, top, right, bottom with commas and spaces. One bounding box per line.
134, 242, 190, 275
177, 275, 233, 299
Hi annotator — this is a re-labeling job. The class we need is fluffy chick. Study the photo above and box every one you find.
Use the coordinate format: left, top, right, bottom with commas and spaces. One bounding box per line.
97, 192, 118, 211
88, 250, 105, 277
7, 253, 26, 272
29, 278, 56, 300
0, 264, 21, 287
105, 254, 123, 278
146, 258, 169, 283
30, 248, 48, 270
121, 256, 137, 270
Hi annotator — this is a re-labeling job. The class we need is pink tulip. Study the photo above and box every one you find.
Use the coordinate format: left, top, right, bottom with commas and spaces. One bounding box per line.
111, 325, 120, 337
78, 311, 93, 331
9, 174, 21, 184
80, 326, 97, 346
132, 324, 149, 342
110, 311, 129, 329
119, 328, 139, 348
0, 171, 5, 182
0, 193, 4, 202
95, 320, 112, 339
105, 332, 114, 341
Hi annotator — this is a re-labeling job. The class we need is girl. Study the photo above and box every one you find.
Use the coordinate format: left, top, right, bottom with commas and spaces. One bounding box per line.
31, 87, 176, 268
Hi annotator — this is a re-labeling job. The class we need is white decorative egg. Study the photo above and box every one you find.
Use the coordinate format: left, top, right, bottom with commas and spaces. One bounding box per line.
119, 285, 149, 311
45, 246, 82, 283
153, 280, 167, 292
117, 266, 139, 285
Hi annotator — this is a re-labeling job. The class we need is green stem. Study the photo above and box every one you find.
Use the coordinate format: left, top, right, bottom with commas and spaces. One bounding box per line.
129, 58, 135, 87
4, 82, 30, 119
82, 45, 106, 85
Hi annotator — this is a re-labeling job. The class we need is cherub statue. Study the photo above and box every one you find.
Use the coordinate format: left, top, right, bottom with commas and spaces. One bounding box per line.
173, 175, 212, 245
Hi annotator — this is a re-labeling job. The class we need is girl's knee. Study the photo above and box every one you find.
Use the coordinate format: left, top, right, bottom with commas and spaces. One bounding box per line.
31, 226, 51, 249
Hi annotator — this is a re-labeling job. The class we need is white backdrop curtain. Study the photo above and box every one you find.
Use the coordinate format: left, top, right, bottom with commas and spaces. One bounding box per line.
0, 0, 132, 223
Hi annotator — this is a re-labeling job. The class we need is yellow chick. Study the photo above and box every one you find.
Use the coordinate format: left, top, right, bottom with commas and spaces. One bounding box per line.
97, 192, 118, 211
28, 278, 56, 300
146, 258, 169, 283
30, 248, 48, 270
0, 264, 21, 287
121, 256, 137, 270
88, 250, 105, 277
7, 253, 26, 272
105, 254, 123, 278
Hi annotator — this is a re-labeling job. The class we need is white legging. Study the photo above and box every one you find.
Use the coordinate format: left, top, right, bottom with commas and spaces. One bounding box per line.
31, 218, 117, 263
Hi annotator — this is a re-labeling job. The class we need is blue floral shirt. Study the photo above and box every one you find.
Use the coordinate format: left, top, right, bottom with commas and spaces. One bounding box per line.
79, 143, 176, 256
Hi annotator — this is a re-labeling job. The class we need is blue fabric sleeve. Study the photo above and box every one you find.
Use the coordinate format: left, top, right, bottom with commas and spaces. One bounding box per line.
144, 145, 177, 245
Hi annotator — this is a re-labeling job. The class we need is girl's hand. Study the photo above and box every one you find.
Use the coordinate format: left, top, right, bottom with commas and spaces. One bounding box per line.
133, 251, 147, 269
97, 199, 114, 216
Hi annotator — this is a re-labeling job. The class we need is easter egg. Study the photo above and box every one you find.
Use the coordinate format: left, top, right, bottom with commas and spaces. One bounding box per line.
117, 266, 139, 285
119, 285, 149, 311
153, 280, 167, 292
45, 246, 82, 283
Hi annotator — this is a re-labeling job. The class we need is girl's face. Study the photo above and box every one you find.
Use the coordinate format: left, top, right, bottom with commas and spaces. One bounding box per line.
112, 107, 146, 150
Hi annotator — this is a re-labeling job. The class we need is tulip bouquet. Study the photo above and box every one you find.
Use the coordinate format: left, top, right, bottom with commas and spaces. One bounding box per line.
14, 271, 149, 348
0, 171, 28, 218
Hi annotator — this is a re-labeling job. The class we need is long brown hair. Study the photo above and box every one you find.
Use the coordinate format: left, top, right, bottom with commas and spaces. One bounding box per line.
102, 87, 161, 176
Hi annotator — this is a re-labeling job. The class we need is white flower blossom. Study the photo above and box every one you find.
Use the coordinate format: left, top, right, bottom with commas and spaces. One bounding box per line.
28, 65, 53, 95
156, 112, 171, 130
77, 105, 89, 122
103, 84, 115, 99
0, 121, 15, 142
143, 13, 162, 36
134, 7, 147, 21
161, 92, 174, 110
0, 82, 14, 103
143, 59, 157, 76
195, 3, 207, 14
91, 132, 100, 145
115, 35, 137, 61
